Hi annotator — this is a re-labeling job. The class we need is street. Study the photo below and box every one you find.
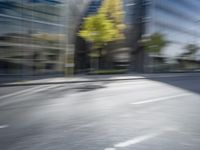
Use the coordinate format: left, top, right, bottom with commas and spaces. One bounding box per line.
0, 75, 200, 150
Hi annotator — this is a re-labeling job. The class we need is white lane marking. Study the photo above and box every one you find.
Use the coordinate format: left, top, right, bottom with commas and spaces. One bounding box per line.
25, 84, 61, 94
105, 127, 178, 149
131, 93, 191, 105
104, 148, 116, 150
0, 84, 62, 100
0, 84, 62, 107
0, 85, 49, 100
114, 132, 160, 148
0, 124, 9, 129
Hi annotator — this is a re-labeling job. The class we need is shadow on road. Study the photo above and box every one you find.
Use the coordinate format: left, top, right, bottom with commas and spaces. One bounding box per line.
75, 84, 106, 92
147, 75, 200, 94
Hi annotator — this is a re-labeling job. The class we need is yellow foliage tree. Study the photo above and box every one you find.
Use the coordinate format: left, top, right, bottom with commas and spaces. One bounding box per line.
79, 14, 118, 57
78, 0, 126, 71
99, 0, 126, 39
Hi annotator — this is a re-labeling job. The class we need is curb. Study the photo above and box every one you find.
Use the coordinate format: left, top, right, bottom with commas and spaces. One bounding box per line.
0, 77, 146, 87
0, 73, 199, 87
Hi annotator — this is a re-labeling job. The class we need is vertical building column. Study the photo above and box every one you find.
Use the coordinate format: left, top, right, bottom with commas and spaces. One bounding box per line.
130, 0, 149, 73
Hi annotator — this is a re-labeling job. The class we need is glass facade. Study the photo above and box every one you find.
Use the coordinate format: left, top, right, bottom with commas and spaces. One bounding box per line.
0, 0, 69, 75
1, 0, 199, 75
144, 0, 200, 72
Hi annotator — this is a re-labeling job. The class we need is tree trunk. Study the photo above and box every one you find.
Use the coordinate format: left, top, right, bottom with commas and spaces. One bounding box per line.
90, 57, 99, 72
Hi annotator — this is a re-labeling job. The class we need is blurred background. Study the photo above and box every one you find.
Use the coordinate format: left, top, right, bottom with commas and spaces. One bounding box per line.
0, 0, 200, 78
1, 1, 200, 150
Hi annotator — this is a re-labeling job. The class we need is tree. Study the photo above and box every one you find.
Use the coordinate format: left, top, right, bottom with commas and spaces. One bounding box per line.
141, 33, 167, 54
78, 0, 126, 71
140, 33, 168, 72
79, 14, 118, 55
99, 0, 125, 40
98, 0, 126, 69
79, 14, 118, 70
182, 44, 199, 58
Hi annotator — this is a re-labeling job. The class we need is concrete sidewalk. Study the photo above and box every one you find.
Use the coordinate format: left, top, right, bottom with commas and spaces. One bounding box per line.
0, 73, 199, 87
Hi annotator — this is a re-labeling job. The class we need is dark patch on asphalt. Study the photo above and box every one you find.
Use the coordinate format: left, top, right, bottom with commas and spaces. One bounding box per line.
75, 85, 106, 92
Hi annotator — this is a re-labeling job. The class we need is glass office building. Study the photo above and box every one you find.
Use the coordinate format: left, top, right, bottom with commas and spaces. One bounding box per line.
147, 0, 200, 54
114, 0, 200, 73
0, 0, 91, 76
143, 0, 200, 72
0, 0, 69, 75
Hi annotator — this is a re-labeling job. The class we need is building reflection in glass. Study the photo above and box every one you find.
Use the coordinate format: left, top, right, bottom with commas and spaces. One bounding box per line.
0, 0, 68, 75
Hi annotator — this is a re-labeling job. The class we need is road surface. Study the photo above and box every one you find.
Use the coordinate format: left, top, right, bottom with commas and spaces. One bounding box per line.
0, 75, 200, 150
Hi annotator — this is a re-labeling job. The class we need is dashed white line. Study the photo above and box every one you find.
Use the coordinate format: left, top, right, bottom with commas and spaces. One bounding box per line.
26, 84, 61, 94
0, 84, 62, 100
0, 85, 49, 100
0, 124, 9, 129
104, 127, 178, 150
114, 132, 161, 148
0, 84, 62, 107
104, 148, 116, 150
131, 93, 191, 105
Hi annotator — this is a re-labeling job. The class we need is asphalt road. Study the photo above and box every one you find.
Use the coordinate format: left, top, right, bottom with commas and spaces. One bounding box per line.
0, 75, 200, 150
